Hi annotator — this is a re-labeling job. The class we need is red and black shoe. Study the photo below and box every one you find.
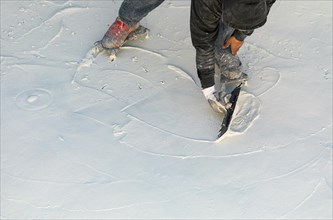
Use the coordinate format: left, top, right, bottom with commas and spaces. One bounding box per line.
101, 17, 139, 49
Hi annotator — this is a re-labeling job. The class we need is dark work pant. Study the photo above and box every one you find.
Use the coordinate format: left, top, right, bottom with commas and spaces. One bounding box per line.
191, 0, 242, 89
119, 0, 165, 26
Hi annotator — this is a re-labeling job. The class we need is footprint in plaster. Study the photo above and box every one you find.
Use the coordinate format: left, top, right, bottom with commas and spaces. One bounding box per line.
229, 91, 261, 134
15, 88, 52, 110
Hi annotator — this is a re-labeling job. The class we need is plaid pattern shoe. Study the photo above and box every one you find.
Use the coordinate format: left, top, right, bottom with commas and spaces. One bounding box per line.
101, 17, 139, 49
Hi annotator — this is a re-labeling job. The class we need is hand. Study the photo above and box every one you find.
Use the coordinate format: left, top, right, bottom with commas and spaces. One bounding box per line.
222, 36, 244, 56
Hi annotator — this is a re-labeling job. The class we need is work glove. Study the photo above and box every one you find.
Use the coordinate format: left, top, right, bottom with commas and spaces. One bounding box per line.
202, 86, 229, 114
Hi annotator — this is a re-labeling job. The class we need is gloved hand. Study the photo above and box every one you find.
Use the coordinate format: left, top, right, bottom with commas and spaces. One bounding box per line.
202, 86, 228, 114
223, 36, 244, 56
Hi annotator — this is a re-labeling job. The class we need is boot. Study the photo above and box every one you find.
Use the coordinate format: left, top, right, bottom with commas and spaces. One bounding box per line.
101, 17, 139, 49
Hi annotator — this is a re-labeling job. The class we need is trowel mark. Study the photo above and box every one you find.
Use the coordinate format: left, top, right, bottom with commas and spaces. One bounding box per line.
31, 24, 65, 53
16, 6, 88, 41
126, 114, 213, 143
167, 64, 197, 85
122, 46, 167, 59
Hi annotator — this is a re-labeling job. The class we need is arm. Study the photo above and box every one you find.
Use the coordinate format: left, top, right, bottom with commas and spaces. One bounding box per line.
223, 0, 276, 55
